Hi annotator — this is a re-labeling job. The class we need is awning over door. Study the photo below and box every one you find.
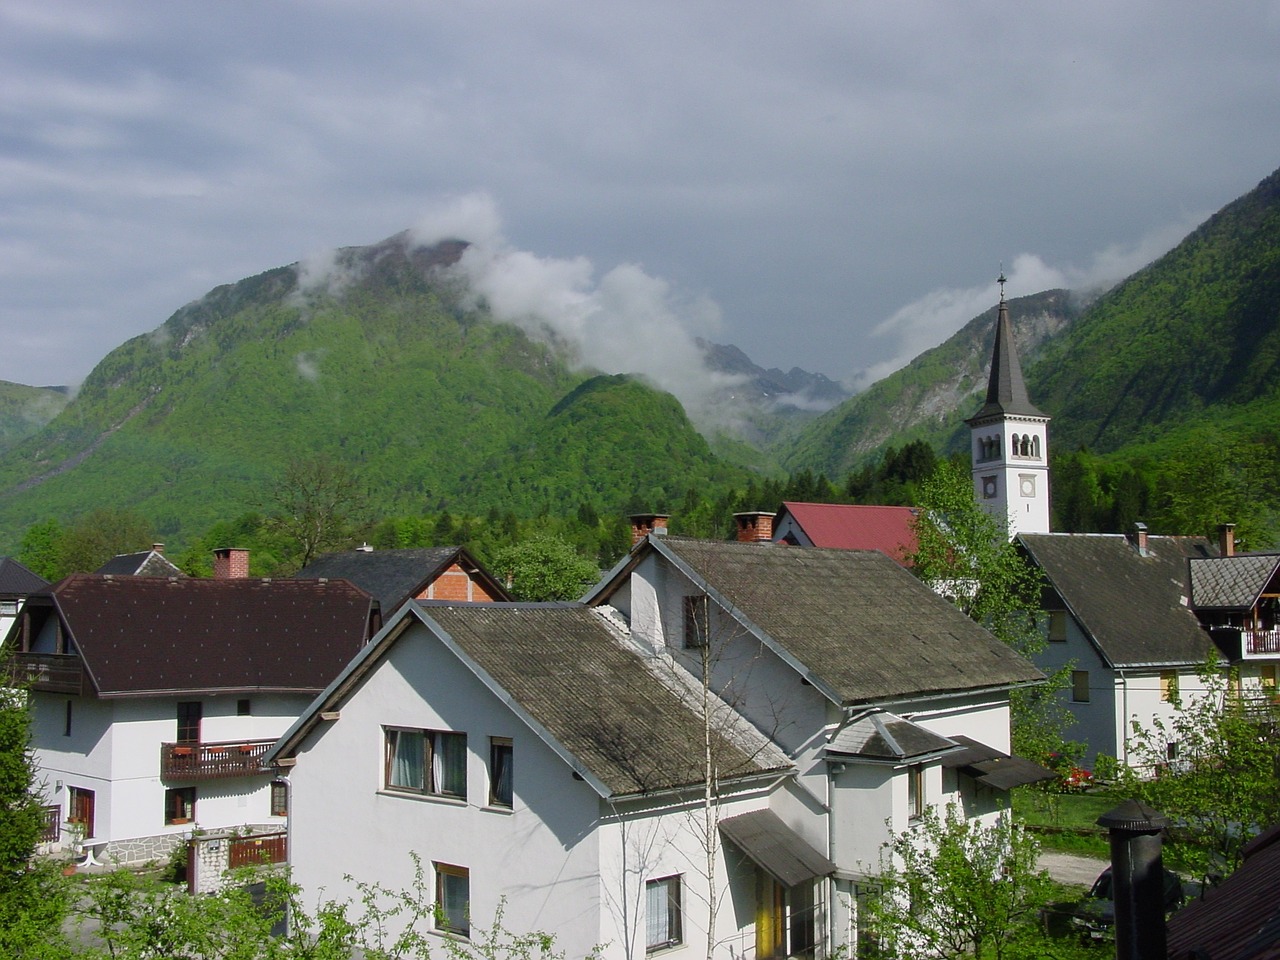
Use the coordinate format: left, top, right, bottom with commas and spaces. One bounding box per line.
719, 809, 836, 888
940, 736, 1056, 790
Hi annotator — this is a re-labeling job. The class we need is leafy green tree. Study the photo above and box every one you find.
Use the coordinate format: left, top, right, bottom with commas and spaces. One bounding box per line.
906, 459, 1078, 768
1119, 656, 1280, 877
16, 519, 64, 582
862, 804, 1057, 960
264, 456, 369, 571
0, 690, 71, 959
57, 508, 154, 577
489, 535, 600, 602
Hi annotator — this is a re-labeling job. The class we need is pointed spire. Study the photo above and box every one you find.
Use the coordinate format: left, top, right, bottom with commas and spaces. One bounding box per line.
966, 276, 1044, 422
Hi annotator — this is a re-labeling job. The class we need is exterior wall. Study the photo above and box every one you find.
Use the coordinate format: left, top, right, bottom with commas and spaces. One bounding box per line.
419, 563, 502, 603
31, 691, 300, 862
969, 416, 1050, 539
771, 514, 815, 546
1110, 667, 1212, 771
286, 623, 606, 960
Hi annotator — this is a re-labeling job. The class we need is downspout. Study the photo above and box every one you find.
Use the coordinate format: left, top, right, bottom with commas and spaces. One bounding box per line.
827, 761, 838, 959
1118, 668, 1130, 767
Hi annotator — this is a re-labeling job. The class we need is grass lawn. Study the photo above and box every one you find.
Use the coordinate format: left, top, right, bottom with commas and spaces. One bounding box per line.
1013, 786, 1119, 858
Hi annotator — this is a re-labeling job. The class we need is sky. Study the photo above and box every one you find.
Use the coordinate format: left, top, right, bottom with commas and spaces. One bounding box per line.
3, 1, 1279, 397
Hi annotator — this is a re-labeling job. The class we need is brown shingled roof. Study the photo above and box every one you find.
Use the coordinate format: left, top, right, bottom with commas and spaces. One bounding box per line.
1017, 533, 1216, 668
626, 538, 1043, 705
45, 574, 375, 696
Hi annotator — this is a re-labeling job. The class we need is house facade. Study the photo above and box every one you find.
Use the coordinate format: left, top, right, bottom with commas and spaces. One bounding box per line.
3, 560, 377, 864
272, 534, 1047, 959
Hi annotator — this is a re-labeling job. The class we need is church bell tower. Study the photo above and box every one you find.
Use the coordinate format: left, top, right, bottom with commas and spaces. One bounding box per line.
964, 275, 1050, 539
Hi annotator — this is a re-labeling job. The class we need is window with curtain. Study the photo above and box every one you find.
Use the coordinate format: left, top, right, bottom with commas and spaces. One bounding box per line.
384, 727, 467, 799
646, 875, 683, 952
435, 863, 470, 936
489, 737, 513, 807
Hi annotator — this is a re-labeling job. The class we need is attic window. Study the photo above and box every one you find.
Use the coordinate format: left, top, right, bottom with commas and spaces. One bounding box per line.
683, 596, 709, 649
1048, 611, 1067, 642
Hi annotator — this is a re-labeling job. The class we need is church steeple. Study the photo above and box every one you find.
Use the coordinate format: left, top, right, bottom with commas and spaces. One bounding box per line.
965, 275, 1051, 539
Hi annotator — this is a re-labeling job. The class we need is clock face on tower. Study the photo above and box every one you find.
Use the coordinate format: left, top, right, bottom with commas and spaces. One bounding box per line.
1020, 475, 1036, 498
982, 477, 997, 499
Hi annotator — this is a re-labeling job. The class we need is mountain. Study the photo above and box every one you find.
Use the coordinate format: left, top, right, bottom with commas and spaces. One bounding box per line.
0, 381, 69, 454
780, 289, 1081, 478
0, 235, 749, 551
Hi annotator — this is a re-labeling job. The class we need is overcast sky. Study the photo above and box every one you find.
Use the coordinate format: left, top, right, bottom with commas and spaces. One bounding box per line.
3, 1, 1279, 394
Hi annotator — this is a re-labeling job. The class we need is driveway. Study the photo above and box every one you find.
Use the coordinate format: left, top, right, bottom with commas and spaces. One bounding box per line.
1040, 850, 1107, 888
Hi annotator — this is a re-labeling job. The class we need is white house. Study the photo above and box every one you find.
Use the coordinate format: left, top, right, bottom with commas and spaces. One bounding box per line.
270, 534, 1047, 959
0, 556, 48, 641
3, 552, 378, 865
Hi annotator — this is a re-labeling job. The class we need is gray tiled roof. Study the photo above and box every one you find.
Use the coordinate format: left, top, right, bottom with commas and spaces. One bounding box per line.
642, 538, 1043, 705
0, 557, 48, 595
1017, 533, 1216, 668
423, 603, 789, 796
1189, 554, 1280, 610
827, 711, 958, 761
95, 550, 186, 578
294, 546, 508, 612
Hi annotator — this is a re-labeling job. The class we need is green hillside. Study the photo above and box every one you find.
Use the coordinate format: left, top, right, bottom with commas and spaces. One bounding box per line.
0, 237, 749, 552
0, 382, 68, 455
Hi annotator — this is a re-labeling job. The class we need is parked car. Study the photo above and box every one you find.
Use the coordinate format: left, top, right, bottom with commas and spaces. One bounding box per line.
1071, 866, 1186, 939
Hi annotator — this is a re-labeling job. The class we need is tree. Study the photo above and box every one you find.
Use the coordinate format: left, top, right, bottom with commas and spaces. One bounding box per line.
906, 459, 1078, 767
861, 804, 1057, 960
489, 535, 599, 602
45, 508, 154, 578
16, 519, 64, 582
0, 690, 71, 959
264, 456, 368, 570
1119, 656, 1280, 877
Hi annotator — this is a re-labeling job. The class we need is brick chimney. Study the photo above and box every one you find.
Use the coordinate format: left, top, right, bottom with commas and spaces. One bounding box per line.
1132, 522, 1149, 557
629, 513, 670, 546
152, 543, 165, 555
212, 547, 250, 579
734, 511, 776, 543
1218, 522, 1235, 557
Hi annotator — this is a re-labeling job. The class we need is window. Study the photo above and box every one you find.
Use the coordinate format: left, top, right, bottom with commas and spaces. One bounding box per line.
435, 863, 470, 936
0, 600, 17, 616
907, 764, 924, 819
1260, 665, 1277, 692
489, 737, 513, 808
1047, 611, 1068, 642
646, 875, 683, 952
1160, 670, 1179, 703
177, 701, 202, 743
384, 728, 467, 799
165, 786, 195, 824
68, 787, 95, 837
1072, 670, 1090, 703
270, 780, 288, 817
64, 700, 73, 737
237, 698, 251, 717
683, 595, 709, 648
1166, 741, 1179, 762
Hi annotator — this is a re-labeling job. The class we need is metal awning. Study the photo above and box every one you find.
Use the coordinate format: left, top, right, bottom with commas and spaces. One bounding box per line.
719, 809, 836, 888
940, 735, 1056, 790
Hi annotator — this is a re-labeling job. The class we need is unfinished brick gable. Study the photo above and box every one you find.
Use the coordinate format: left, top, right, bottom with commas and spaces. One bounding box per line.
419, 563, 501, 603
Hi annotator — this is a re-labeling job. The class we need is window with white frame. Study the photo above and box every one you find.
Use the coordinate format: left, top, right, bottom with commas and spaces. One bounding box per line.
384, 728, 467, 799
435, 863, 470, 936
489, 737, 513, 808
646, 875, 683, 952
907, 764, 924, 819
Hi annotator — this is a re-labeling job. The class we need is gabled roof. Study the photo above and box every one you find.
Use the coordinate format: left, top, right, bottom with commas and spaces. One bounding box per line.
774, 502, 919, 564
1017, 533, 1216, 669
95, 550, 186, 578
1167, 823, 1280, 960
1190, 554, 1280, 610
589, 537, 1042, 706
0, 557, 48, 596
31, 574, 375, 697
966, 295, 1046, 422
271, 601, 791, 799
293, 546, 510, 612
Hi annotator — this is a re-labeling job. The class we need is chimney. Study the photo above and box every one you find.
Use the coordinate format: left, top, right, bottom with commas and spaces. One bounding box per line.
1218, 523, 1235, 557
1097, 800, 1170, 960
733, 511, 776, 543
357, 542, 374, 553
152, 543, 165, 555
629, 513, 670, 546
1132, 522, 1149, 557
212, 547, 250, 579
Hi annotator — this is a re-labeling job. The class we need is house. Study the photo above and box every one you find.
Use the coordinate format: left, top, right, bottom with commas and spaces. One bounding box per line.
769, 502, 919, 566
95, 544, 186, 578
2, 548, 377, 865
1166, 822, 1280, 960
293, 544, 510, 614
1016, 526, 1219, 768
0, 556, 48, 641
270, 531, 1046, 959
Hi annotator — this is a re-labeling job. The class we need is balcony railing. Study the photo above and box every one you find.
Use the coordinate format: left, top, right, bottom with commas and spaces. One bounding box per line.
161, 739, 277, 781
3, 653, 84, 694
1244, 628, 1280, 657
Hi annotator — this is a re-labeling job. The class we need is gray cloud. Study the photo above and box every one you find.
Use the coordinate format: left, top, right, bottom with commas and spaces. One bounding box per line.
0, 0, 1277, 400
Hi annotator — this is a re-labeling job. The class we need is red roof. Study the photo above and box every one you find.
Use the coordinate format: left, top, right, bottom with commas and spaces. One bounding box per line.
40, 574, 376, 697
775, 502, 919, 565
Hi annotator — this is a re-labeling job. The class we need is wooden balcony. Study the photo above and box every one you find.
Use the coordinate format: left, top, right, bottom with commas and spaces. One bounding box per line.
3, 653, 84, 694
1244, 628, 1280, 657
161, 739, 277, 781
